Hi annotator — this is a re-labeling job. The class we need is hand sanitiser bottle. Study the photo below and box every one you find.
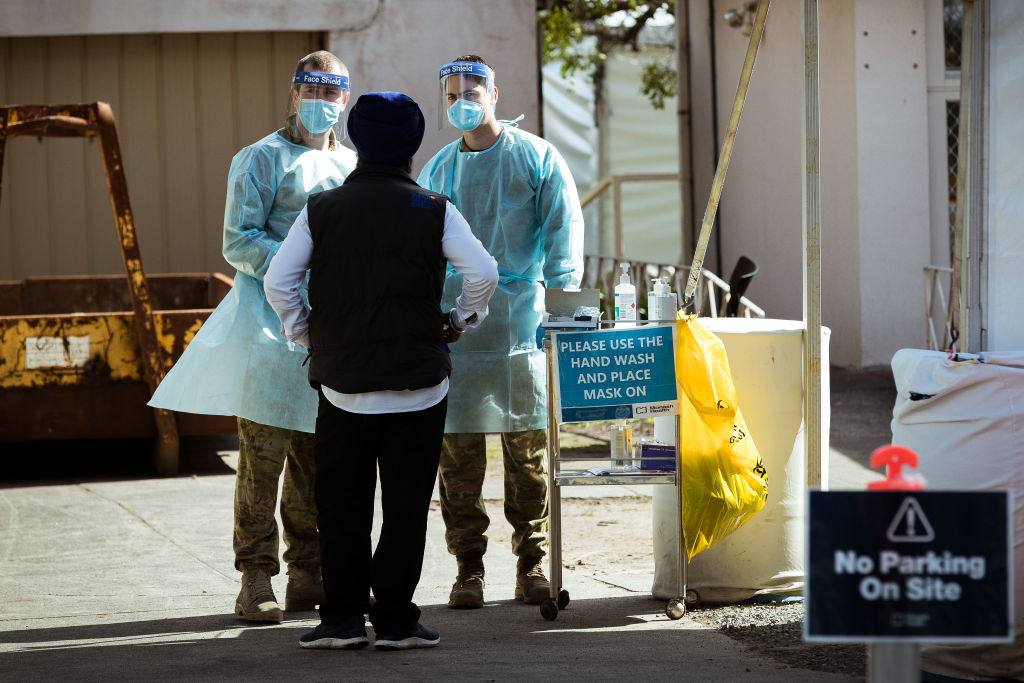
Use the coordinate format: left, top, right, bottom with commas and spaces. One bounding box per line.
614, 263, 636, 325
648, 276, 674, 322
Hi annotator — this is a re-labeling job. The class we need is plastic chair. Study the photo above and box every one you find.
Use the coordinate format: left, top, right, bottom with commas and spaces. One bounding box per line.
721, 255, 759, 317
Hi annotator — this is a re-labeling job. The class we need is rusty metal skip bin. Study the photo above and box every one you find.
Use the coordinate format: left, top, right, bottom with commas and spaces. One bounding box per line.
0, 102, 235, 475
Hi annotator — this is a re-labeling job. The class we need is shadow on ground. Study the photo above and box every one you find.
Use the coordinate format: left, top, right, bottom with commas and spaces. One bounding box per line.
829, 365, 898, 468
0, 433, 238, 487
0, 597, 854, 681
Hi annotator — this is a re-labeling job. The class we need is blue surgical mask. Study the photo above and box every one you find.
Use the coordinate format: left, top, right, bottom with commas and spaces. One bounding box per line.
299, 98, 341, 134
447, 99, 485, 131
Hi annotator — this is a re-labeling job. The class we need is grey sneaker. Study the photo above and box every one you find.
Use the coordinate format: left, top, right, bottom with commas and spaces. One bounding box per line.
299, 616, 369, 650
374, 622, 440, 650
235, 567, 283, 623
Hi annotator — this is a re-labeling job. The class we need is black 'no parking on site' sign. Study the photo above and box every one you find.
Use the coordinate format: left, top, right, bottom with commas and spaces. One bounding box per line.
805, 490, 1013, 642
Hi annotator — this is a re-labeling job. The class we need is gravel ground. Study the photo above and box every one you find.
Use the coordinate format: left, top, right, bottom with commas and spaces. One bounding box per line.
688, 601, 866, 679
482, 490, 868, 680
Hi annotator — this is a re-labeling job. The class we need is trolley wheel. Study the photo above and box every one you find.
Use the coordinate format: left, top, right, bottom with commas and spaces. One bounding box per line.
685, 589, 700, 606
665, 599, 686, 620
540, 598, 558, 621
557, 589, 570, 609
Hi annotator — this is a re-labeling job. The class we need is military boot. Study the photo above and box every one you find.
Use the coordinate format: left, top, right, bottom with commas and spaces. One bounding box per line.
515, 556, 550, 604
285, 564, 325, 612
235, 566, 283, 623
447, 554, 485, 609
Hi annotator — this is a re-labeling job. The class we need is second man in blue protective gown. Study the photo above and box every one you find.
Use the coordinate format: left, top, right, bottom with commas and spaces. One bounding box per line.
417, 54, 585, 608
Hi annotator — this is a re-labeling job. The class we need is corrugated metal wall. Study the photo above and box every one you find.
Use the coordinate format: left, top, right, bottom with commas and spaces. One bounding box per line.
0, 32, 320, 280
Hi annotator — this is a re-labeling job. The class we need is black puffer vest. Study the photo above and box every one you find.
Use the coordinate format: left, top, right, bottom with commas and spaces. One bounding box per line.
306, 163, 450, 393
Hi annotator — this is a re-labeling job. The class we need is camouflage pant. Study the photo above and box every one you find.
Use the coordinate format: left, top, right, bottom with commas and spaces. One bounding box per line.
438, 429, 548, 559
233, 418, 319, 575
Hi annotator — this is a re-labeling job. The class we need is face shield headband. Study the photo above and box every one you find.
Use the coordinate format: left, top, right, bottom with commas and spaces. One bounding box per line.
292, 71, 350, 135
293, 71, 350, 90
438, 61, 495, 130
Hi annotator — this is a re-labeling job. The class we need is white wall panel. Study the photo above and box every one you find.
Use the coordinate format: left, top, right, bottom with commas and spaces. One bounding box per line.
985, 2, 1024, 350
854, 0, 931, 365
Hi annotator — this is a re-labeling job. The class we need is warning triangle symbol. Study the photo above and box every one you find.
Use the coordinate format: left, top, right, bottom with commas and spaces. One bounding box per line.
886, 496, 935, 543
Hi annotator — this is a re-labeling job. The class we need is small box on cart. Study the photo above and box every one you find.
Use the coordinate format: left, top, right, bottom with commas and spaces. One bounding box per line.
639, 442, 676, 472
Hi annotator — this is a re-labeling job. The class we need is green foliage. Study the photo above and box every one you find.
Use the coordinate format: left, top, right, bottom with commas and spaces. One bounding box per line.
541, 4, 607, 81
640, 61, 678, 110
537, 0, 678, 109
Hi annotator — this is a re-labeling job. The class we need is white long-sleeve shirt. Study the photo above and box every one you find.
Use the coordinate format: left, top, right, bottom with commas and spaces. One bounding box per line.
265, 200, 498, 414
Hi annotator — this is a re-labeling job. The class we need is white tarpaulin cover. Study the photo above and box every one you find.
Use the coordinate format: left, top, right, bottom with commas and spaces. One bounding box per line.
541, 60, 599, 253
542, 48, 681, 262
891, 348, 1024, 680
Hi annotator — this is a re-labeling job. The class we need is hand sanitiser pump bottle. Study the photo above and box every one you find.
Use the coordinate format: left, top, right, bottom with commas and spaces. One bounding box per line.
648, 276, 675, 322
614, 263, 636, 325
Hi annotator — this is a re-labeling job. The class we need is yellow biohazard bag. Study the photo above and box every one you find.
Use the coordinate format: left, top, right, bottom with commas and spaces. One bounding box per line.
675, 313, 768, 558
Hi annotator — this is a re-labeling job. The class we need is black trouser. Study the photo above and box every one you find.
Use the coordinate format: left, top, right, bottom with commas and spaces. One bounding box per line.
314, 391, 445, 635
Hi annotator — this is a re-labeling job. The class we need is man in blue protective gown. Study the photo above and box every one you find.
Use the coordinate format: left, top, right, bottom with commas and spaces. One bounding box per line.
417, 54, 584, 608
149, 51, 355, 623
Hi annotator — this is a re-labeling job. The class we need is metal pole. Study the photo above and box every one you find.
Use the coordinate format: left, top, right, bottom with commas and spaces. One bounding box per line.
869, 642, 919, 683
544, 340, 563, 601
707, 0, 724, 277
674, 414, 688, 605
613, 176, 623, 258
675, 0, 697, 263
683, 0, 770, 307
949, 0, 975, 352
648, 295, 685, 605
965, 1, 988, 352
801, 0, 822, 490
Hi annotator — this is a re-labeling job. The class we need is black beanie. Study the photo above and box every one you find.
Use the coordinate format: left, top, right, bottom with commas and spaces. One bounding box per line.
346, 91, 425, 165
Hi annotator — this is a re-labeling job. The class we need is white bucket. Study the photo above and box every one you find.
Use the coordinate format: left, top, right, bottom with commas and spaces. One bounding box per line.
652, 319, 830, 603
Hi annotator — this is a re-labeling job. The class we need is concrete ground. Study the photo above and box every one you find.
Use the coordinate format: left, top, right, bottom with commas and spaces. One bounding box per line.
0, 366, 897, 681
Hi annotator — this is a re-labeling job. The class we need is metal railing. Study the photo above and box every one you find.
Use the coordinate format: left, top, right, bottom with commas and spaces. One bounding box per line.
575, 173, 763, 320
580, 253, 765, 321
923, 265, 954, 351
579, 173, 681, 258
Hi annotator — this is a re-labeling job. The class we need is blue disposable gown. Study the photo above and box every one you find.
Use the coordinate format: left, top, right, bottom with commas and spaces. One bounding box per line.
417, 125, 584, 433
149, 130, 356, 433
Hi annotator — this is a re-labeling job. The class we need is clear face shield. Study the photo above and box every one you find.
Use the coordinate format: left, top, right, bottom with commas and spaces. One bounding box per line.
437, 61, 495, 131
292, 70, 350, 138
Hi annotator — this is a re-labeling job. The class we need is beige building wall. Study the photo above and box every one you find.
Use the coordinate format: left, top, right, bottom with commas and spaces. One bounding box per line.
0, 32, 319, 280
0, 0, 382, 36
688, 0, 932, 368
0, 0, 538, 282
325, 0, 539, 176
0, 31, 319, 280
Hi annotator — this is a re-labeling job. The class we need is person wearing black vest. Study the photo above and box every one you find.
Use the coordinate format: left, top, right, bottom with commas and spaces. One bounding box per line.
264, 91, 497, 651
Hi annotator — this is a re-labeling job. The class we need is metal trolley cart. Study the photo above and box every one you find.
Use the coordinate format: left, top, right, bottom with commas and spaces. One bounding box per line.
540, 318, 688, 621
